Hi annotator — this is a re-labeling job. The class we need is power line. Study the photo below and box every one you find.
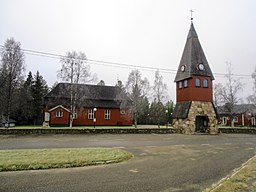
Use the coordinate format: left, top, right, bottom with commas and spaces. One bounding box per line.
0, 45, 253, 78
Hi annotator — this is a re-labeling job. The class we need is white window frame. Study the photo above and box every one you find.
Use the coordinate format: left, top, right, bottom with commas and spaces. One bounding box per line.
56, 111, 63, 118
184, 80, 188, 88
178, 81, 182, 89
222, 117, 227, 125
196, 78, 201, 87
233, 116, 238, 123
105, 109, 110, 119
88, 109, 94, 119
203, 79, 208, 88
72, 113, 77, 119
251, 117, 255, 126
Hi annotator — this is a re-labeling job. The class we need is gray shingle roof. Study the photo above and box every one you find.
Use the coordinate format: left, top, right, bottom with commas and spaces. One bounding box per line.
174, 23, 214, 82
172, 101, 191, 119
217, 104, 256, 115
44, 83, 128, 109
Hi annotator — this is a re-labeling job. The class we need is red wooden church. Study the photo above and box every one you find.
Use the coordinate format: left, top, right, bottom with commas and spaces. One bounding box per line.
43, 83, 133, 127
172, 21, 218, 134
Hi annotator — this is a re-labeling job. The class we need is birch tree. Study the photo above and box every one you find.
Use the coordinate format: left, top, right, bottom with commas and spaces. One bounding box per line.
125, 69, 150, 128
59, 51, 96, 128
152, 70, 167, 128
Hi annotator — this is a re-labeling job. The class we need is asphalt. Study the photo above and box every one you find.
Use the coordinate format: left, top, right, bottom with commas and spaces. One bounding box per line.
0, 134, 256, 192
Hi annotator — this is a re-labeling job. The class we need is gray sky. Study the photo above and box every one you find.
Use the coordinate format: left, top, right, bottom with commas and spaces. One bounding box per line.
1, 0, 256, 102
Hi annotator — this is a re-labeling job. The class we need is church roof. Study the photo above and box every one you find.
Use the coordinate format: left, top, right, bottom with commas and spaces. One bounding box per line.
174, 23, 214, 82
44, 83, 129, 109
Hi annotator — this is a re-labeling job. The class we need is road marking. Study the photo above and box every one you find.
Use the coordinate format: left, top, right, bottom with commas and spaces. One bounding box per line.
245, 148, 254, 150
175, 144, 185, 147
201, 144, 210, 146
129, 168, 139, 173
112, 146, 125, 149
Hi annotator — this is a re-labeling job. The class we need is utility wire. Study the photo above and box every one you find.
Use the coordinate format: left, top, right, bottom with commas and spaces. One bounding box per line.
0, 45, 252, 78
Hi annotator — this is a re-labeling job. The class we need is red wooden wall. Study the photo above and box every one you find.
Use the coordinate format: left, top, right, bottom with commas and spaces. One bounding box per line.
176, 76, 213, 103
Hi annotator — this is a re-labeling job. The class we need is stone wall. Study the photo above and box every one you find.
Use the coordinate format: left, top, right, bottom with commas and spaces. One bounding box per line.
173, 101, 218, 134
0, 128, 181, 135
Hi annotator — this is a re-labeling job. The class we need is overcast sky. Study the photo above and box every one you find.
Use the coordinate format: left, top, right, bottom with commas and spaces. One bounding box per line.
1, 0, 256, 102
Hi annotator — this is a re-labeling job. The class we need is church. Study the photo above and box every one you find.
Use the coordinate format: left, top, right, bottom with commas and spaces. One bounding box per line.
172, 20, 218, 134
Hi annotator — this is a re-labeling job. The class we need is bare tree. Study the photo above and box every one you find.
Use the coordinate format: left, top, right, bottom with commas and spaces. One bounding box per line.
58, 51, 97, 128
152, 70, 168, 128
125, 69, 150, 128
221, 62, 242, 127
213, 83, 224, 107
0, 38, 25, 127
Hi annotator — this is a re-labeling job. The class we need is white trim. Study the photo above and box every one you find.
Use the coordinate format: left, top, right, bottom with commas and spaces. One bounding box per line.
104, 109, 111, 119
251, 117, 255, 126
233, 116, 238, 123
88, 109, 94, 119
49, 105, 70, 112
56, 111, 63, 118
242, 114, 244, 126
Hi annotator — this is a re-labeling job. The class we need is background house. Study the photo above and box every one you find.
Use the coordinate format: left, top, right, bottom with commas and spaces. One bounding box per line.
217, 104, 256, 127
43, 83, 132, 126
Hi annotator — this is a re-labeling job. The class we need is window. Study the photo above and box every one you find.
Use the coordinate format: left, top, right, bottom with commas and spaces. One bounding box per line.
88, 109, 94, 119
178, 81, 182, 89
203, 79, 208, 88
56, 111, 63, 118
195, 78, 201, 87
72, 113, 77, 119
251, 117, 255, 126
222, 117, 228, 125
105, 109, 110, 119
184, 80, 188, 88
233, 116, 238, 123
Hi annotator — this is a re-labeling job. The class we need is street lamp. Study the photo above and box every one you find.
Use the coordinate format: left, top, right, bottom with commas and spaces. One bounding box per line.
165, 109, 168, 128
93, 108, 97, 128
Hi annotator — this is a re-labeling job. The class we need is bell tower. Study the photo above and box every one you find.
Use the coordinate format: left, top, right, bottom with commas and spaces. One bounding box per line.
172, 21, 218, 134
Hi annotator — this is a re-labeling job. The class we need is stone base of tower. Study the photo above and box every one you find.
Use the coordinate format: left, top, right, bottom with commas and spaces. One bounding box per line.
172, 101, 218, 135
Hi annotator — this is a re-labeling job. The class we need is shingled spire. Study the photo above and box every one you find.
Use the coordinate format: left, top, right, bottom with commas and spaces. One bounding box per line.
174, 23, 214, 82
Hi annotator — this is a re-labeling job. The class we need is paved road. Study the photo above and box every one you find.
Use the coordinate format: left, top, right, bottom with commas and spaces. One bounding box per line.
0, 134, 256, 192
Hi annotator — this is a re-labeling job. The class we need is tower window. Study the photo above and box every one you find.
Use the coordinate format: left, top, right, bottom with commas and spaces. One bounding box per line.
203, 79, 208, 88
184, 80, 188, 88
178, 81, 182, 89
195, 78, 201, 87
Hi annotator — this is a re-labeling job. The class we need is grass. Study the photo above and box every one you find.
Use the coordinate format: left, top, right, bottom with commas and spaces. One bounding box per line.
204, 156, 256, 192
0, 148, 133, 172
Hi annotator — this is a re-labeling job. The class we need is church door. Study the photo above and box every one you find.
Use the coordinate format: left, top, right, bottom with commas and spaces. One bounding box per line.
195, 116, 208, 133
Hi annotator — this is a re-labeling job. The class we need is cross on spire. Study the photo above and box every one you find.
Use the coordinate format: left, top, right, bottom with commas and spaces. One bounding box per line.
190, 9, 194, 21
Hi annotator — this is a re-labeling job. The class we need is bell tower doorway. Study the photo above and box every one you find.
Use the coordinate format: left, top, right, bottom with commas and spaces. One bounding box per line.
195, 116, 208, 133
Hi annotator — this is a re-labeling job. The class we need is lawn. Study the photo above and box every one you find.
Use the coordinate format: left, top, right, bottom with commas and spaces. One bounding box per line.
0, 148, 133, 172
204, 156, 256, 192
